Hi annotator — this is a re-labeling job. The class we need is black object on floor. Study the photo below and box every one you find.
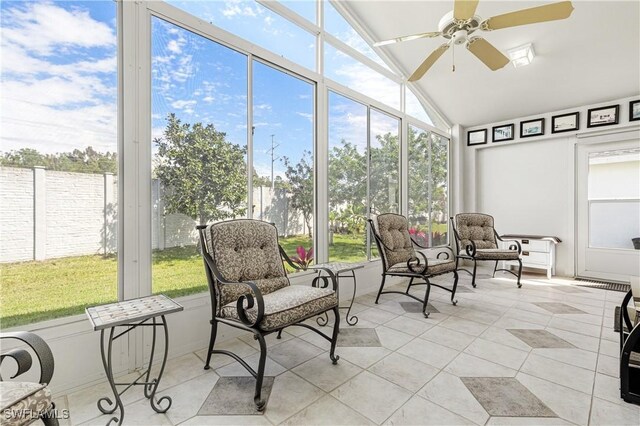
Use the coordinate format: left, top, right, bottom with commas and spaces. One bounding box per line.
574, 278, 630, 293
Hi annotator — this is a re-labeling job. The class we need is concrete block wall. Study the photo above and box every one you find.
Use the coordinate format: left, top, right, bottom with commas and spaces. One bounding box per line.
0, 167, 34, 262
2, 167, 308, 263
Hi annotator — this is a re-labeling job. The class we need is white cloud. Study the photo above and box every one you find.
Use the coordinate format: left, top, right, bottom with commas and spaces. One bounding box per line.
221, 0, 261, 18
295, 112, 313, 122
0, 2, 117, 154
2, 1, 115, 56
171, 100, 197, 110
167, 40, 182, 54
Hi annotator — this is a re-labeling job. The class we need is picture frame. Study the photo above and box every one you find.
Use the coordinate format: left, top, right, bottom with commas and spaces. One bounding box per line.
587, 104, 619, 128
551, 112, 579, 134
630, 100, 640, 122
520, 118, 545, 138
492, 124, 514, 142
467, 129, 487, 146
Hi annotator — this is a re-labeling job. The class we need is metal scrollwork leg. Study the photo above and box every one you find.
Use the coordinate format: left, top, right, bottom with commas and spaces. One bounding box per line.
147, 316, 172, 414
314, 275, 331, 326
98, 328, 124, 425
342, 271, 358, 326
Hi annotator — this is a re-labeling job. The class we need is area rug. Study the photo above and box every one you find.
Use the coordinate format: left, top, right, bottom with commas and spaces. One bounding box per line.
198, 376, 274, 415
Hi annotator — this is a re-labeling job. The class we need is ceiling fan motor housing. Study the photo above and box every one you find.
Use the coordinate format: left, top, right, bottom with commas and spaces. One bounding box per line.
452, 29, 468, 44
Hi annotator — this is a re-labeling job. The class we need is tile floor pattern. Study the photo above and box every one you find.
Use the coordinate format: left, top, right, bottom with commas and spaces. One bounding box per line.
55, 271, 640, 425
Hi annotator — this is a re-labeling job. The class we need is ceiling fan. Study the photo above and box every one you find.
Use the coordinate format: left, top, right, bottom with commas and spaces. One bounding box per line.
374, 0, 574, 81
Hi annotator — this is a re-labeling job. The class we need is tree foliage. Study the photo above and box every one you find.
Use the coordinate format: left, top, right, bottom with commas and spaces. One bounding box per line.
283, 150, 313, 238
154, 113, 247, 224
0, 147, 117, 174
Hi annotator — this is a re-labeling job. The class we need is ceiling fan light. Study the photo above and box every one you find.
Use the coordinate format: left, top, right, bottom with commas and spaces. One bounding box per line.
507, 43, 535, 67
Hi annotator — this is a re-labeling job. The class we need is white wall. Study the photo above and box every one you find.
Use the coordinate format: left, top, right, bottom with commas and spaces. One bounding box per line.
461, 95, 640, 277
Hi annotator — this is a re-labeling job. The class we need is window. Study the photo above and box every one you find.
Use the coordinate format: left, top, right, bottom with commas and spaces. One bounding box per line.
167, 0, 315, 71
280, 0, 316, 24
151, 17, 249, 297
405, 87, 433, 125
328, 92, 401, 262
323, 0, 388, 70
408, 126, 449, 247
0, 0, 118, 327
588, 149, 640, 249
252, 60, 315, 270
324, 43, 399, 110
328, 92, 368, 262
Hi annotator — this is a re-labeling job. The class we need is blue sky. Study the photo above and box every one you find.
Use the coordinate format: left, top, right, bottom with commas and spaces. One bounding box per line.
1, 0, 431, 175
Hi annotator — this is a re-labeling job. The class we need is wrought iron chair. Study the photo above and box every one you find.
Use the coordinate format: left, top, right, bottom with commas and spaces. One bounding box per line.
197, 219, 340, 411
450, 213, 523, 288
620, 276, 640, 405
368, 213, 458, 318
0, 332, 59, 425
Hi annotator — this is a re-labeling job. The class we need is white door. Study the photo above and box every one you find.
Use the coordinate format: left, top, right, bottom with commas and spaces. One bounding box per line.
576, 133, 640, 282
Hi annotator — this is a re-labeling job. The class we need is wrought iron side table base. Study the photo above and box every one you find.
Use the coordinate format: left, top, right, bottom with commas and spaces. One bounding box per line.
311, 264, 363, 327
97, 316, 172, 425
86, 294, 183, 426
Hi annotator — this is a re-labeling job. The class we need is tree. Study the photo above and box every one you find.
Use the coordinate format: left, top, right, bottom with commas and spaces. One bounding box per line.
369, 132, 399, 214
154, 113, 247, 225
0, 147, 117, 174
283, 151, 313, 238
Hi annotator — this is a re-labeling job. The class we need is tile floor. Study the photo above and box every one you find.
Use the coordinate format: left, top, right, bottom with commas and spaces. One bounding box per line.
55, 270, 640, 425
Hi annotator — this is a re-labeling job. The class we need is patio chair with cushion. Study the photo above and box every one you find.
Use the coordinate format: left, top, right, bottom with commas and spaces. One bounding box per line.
197, 219, 340, 411
368, 213, 458, 318
0, 331, 58, 426
620, 276, 640, 405
450, 213, 523, 288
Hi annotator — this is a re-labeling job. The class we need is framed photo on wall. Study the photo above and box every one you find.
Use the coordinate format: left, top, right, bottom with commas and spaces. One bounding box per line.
630, 100, 640, 122
551, 112, 579, 133
467, 129, 487, 146
587, 105, 619, 127
520, 118, 545, 138
492, 124, 514, 142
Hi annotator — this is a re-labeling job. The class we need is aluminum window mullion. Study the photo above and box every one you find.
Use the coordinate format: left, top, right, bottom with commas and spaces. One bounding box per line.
247, 57, 254, 219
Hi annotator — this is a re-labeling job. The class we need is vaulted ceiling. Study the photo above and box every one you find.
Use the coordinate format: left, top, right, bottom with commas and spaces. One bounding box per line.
343, 1, 640, 127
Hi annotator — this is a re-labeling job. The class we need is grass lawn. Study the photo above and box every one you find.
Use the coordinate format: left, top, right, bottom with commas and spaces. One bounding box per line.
0, 234, 372, 328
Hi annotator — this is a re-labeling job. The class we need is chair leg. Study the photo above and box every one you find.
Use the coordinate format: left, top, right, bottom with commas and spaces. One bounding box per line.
450, 270, 458, 306
405, 277, 415, 294
516, 259, 523, 288
253, 332, 268, 411
329, 306, 340, 365
375, 275, 387, 304
422, 280, 432, 318
204, 319, 218, 370
492, 260, 499, 277
276, 329, 283, 339
471, 260, 478, 288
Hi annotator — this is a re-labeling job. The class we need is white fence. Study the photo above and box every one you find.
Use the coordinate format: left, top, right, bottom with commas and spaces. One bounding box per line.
1, 167, 307, 263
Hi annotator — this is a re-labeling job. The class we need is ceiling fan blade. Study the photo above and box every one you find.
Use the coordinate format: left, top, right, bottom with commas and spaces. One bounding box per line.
482, 1, 574, 30
374, 31, 441, 47
454, 0, 479, 21
466, 37, 510, 70
408, 44, 450, 81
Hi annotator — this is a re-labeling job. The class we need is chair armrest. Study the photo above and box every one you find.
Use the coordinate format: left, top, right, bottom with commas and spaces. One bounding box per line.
0, 332, 54, 385
410, 238, 455, 261
200, 249, 265, 328
278, 245, 304, 271
495, 232, 522, 254
464, 240, 477, 257
407, 251, 429, 273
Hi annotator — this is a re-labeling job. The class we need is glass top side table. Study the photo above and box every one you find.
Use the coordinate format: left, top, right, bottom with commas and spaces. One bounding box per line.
309, 262, 364, 326
86, 294, 183, 426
